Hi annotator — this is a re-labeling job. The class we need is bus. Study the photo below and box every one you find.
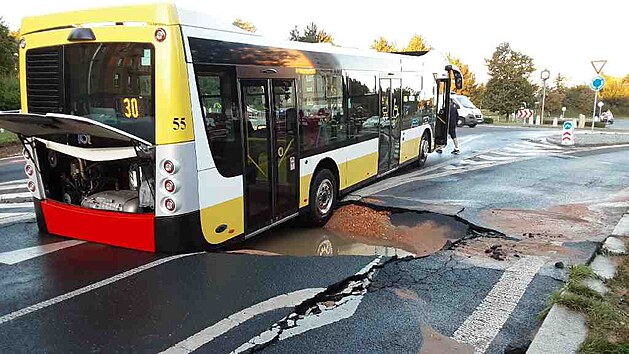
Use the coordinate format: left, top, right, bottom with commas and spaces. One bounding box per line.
0, 4, 462, 252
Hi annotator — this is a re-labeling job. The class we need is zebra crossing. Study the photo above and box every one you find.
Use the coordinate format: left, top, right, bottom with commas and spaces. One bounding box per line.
438, 139, 570, 173
0, 178, 35, 226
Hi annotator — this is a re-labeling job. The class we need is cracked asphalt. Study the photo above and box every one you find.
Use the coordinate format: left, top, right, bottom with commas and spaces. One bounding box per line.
0, 125, 627, 353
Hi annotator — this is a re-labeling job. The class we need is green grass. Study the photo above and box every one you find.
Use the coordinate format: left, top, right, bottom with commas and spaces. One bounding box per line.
542, 259, 629, 353
0, 131, 19, 145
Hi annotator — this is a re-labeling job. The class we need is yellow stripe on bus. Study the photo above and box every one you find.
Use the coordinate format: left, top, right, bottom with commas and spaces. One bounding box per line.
399, 137, 420, 164
299, 151, 378, 208
200, 197, 245, 244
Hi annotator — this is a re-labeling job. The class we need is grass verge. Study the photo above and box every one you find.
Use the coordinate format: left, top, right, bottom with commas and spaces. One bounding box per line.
542, 253, 629, 353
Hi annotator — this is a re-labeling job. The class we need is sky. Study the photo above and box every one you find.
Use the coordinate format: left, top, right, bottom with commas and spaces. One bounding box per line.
3, 0, 628, 86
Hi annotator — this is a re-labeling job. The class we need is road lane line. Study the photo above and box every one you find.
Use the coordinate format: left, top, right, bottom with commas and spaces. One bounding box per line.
452, 256, 546, 353
518, 141, 564, 150
0, 184, 28, 192
0, 253, 199, 325
232, 257, 383, 353
0, 179, 27, 186
0, 191, 32, 200
163, 257, 382, 353
161, 288, 325, 354
0, 240, 86, 265
0, 202, 34, 209
0, 213, 35, 226
477, 154, 519, 161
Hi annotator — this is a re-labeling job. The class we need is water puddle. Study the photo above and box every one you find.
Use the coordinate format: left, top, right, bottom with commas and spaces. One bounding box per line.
228, 205, 469, 257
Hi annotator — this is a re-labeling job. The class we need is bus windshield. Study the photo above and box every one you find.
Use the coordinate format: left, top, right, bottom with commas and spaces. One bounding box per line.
27, 43, 155, 143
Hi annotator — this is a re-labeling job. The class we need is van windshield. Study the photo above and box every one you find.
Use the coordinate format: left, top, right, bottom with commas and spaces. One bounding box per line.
456, 96, 477, 109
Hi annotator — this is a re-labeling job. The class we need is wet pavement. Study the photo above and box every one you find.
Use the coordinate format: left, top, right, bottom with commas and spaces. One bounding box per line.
230, 205, 472, 258
0, 125, 626, 353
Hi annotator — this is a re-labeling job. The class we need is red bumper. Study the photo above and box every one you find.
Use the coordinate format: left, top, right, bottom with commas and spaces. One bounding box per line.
40, 199, 155, 252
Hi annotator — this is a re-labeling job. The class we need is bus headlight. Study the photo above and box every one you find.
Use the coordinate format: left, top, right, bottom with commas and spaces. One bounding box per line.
162, 159, 176, 174
27, 181, 36, 193
155, 28, 167, 42
25, 164, 34, 177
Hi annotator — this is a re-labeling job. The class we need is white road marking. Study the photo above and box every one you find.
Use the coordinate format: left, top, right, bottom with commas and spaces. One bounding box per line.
457, 159, 495, 166
163, 257, 382, 354
0, 184, 28, 192
477, 154, 518, 161
233, 257, 383, 353
517, 141, 564, 150
0, 213, 35, 226
0, 212, 32, 219
0, 179, 27, 186
0, 240, 86, 265
161, 288, 325, 354
0, 191, 32, 200
0, 253, 199, 325
0, 202, 33, 209
453, 256, 546, 353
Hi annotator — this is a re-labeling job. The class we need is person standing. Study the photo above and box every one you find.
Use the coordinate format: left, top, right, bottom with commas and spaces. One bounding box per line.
436, 99, 461, 154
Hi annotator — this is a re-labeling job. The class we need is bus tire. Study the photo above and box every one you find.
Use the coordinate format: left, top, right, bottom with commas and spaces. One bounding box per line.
418, 132, 429, 167
306, 169, 337, 226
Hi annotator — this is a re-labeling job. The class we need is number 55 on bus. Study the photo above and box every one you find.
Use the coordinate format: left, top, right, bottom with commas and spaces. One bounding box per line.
0, 4, 462, 252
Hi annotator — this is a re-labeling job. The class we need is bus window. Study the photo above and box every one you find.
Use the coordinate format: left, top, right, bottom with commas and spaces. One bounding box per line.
401, 73, 422, 129
347, 71, 378, 140
298, 71, 346, 154
195, 66, 243, 177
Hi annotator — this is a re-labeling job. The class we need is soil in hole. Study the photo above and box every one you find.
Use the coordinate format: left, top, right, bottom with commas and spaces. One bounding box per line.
228, 205, 469, 257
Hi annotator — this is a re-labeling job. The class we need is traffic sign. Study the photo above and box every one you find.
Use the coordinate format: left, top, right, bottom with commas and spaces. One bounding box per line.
591, 60, 607, 74
562, 121, 574, 146
517, 109, 533, 120
590, 76, 605, 92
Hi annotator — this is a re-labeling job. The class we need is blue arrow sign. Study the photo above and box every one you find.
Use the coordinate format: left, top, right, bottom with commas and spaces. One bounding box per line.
590, 76, 605, 92
563, 121, 573, 130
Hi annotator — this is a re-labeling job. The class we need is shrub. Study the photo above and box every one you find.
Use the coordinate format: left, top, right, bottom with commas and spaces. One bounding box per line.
483, 117, 494, 124
0, 74, 20, 111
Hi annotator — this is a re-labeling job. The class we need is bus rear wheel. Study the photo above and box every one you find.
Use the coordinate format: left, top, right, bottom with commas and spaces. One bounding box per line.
418, 133, 429, 167
305, 169, 337, 226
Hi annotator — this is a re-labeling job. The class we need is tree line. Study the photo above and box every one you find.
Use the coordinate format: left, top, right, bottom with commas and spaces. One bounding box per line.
0, 18, 19, 111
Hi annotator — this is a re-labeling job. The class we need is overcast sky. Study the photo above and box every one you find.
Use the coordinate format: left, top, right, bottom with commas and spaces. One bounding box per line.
3, 0, 627, 86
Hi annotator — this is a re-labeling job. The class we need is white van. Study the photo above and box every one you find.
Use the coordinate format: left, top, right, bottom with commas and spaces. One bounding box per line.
451, 94, 483, 127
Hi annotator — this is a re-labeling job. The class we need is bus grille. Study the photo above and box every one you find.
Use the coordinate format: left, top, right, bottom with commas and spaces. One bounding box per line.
26, 46, 64, 114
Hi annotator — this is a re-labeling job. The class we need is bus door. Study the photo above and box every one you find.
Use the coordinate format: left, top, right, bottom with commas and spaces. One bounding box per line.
378, 78, 402, 173
433, 78, 449, 146
240, 78, 299, 233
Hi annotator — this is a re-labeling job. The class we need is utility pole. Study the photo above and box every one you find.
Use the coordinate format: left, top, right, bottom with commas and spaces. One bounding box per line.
540, 69, 550, 125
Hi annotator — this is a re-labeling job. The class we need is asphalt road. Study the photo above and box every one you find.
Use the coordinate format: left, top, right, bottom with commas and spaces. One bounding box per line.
0, 124, 626, 353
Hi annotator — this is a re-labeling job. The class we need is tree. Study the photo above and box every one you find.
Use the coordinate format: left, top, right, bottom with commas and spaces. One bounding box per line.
289, 23, 333, 44
553, 72, 567, 93
599, 74, 629, 114
403, 34, 430, 52
232, 18, 257, 33
483, 42, 536, 118
371, 37, 397, 53
0, 18, 17, 76
564, 85, 594, 115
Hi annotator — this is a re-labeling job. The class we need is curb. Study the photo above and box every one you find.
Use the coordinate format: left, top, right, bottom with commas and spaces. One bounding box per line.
526, 211, 628, 354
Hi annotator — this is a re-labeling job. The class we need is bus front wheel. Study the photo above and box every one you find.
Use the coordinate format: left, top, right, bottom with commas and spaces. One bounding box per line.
306, 169, 337, 226
418, 133, 430, 167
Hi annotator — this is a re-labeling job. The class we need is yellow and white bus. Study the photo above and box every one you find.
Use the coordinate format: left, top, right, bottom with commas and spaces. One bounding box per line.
0, 4, 462, 252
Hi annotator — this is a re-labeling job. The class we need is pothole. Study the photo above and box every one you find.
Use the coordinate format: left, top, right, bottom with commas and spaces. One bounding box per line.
228, 204, 502, 257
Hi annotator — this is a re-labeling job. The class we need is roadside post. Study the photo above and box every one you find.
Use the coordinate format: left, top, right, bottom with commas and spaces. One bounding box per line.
540, 69, 550, 125
562, 121, 575, 146
552, 117, 558, 126
589, 60, 607, 132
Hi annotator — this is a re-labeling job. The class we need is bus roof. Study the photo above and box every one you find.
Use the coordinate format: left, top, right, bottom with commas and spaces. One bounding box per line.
21, 3, 180, 35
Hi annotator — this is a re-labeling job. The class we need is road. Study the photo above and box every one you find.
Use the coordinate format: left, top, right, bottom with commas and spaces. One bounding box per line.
0, 124, 627, 353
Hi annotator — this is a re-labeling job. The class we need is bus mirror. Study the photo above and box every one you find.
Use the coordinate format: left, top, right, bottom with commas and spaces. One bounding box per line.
455, 74, 463, 90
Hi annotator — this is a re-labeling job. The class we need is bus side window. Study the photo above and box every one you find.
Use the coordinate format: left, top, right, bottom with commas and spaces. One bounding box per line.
401, 73, 422, 129
195, 65, 243, 177
346, 71, 378, 139
298, 71, 347, 154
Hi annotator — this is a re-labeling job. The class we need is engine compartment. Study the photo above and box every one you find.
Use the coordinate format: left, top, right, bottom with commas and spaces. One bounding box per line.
34, 141, 155, 213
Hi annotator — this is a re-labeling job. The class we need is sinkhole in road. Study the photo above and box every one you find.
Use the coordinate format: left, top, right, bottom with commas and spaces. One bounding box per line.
228, 204, 497, 257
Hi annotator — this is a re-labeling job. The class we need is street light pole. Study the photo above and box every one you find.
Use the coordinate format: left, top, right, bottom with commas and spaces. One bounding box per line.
540, 69, 550, 125
591, 91, 598, 132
